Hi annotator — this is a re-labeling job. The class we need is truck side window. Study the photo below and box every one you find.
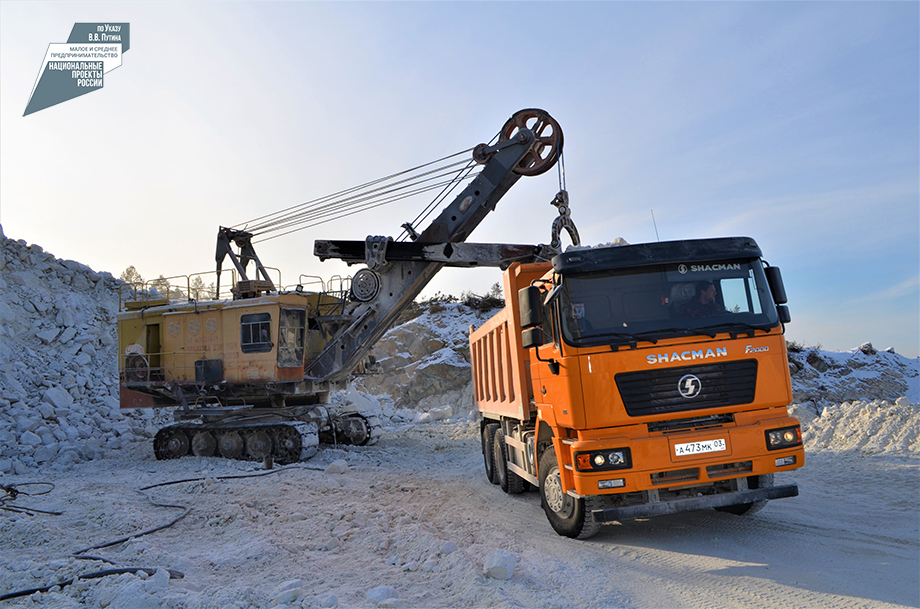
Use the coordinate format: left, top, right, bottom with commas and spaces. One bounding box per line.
541, 299, 554, 345
277, 308, 306, 367
241, 313, 272, 353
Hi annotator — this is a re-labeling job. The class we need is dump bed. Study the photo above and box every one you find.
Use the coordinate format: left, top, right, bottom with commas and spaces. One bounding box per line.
470, 262, 551, 421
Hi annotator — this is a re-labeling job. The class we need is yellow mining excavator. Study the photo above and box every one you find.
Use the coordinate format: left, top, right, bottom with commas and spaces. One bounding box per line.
117, 109, 577, 463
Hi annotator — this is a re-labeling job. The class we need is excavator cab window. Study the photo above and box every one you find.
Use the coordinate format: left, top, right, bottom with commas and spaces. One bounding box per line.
278, 308, 307, 368
241, 313, 273, 353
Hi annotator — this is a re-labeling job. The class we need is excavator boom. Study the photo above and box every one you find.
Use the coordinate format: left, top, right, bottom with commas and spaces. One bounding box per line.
306, 112, 561, 382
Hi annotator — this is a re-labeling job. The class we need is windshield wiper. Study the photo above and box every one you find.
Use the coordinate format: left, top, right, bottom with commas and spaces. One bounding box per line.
585, 321, 775, 346
632, 327, 719, 339
694, 321, 776, 337
583, 332, 652, 346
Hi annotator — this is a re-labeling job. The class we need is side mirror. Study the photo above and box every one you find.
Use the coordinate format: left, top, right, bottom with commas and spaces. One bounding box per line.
520, 313, 560, 375
519, 286, 543, 329
522, 327, 543, 349
764, 266, 787, 305
777, 304, 791, 324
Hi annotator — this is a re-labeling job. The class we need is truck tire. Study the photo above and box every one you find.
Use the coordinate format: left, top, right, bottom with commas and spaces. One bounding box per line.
482, 423, 500, 484
716, 474, 774, 515
538, 449, 602, 539
494, 429, 525, 495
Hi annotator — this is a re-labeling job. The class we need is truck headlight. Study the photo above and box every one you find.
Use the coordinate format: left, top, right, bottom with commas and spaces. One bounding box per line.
575, 448, 632, 472
765, 426, 802, 451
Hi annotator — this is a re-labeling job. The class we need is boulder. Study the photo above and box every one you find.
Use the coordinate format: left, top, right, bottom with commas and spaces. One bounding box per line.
367, 585, 398, 604
484, 550, 517, 580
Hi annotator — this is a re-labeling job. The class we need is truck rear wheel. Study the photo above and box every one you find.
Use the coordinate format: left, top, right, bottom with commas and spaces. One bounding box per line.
494, 429, 525, 494
482, 423, 500, 484
716, 474, 774, 515
538, 450, 601, 539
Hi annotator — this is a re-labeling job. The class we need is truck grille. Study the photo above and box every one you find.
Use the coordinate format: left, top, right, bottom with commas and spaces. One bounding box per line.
616, 360, 757, 417
650, 468, 699, 486
647, 413, 735, 434
706, 461, 753, 478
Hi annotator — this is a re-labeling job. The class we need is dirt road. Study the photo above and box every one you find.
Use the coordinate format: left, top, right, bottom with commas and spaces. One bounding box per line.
2, 419, 917, 608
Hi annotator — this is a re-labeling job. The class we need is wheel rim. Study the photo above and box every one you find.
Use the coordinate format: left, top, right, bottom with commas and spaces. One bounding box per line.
544, 466, 574, 517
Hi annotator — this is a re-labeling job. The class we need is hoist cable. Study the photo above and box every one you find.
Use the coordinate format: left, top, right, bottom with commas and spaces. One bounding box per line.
234, 148, 475, 235
396, 158, 479, 242
236, 148, 472, 231
247, 159, 473, 235
557, 148, 566, 192
396, 132, 500, 242
250, 162, 475, 236
254, 174, 478, 243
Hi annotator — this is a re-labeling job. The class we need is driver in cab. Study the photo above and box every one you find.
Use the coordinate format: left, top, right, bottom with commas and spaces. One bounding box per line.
679, 281, 723, 318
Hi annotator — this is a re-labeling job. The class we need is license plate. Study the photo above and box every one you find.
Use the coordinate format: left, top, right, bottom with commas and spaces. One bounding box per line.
674, 438, 727, 456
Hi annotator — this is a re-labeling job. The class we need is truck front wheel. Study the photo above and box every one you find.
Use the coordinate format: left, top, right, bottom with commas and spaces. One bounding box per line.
539, 450, 601, 539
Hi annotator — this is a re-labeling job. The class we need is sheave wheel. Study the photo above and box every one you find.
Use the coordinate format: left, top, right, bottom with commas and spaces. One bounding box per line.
494, 429, 525, 494
539, 449, 601, 539
482, 423, 500, 484
499, 109, 563, 176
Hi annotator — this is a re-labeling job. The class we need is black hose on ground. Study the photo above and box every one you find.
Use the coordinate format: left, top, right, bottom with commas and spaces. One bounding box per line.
1, 463, 328, 602
0, 482, 61, 516
0, 567, 185, 602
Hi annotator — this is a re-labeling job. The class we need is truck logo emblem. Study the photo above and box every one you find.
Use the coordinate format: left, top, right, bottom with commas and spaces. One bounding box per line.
678, 374, 702, 398
678, 264, 688, 274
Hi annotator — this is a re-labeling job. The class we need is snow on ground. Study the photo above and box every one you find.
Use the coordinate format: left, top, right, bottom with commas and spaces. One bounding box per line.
1, 229, 918, 608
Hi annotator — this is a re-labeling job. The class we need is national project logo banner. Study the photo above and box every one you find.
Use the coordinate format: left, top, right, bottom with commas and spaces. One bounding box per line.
24, 23, 130, 116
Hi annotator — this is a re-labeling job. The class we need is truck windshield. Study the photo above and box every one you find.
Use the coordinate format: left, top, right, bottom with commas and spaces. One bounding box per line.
558, 258, 779, 347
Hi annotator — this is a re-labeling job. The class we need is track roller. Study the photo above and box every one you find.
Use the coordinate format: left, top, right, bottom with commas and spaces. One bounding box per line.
191, 431, 217, 457
218, 431, 244, 459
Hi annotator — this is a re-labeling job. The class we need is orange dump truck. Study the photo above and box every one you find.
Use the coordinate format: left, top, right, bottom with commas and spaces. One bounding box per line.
470, 237, 804, 538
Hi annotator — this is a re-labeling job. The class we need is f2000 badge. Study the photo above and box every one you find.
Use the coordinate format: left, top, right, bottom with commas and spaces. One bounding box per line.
679, 374, 702, 398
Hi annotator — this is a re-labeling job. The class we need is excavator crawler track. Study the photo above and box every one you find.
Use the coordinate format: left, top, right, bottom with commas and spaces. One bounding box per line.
154, 421, 319, 464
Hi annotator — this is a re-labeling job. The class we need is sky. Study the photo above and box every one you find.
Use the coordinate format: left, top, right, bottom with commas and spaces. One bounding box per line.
1, 1, 917, 357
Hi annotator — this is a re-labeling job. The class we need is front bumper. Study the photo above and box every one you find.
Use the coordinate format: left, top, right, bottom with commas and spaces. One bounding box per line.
591, 483, 798, 522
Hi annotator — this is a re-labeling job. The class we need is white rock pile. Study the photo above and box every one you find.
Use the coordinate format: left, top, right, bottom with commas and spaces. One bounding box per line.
355, 302, 491, 418
788, 342, 919, 405
791, 397, 920, 454
0, 226, 158, 475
